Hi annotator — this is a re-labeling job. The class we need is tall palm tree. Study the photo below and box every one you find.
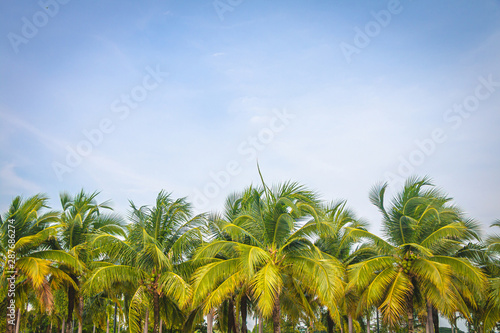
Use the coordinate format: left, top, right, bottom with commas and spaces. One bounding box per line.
314, 200, 374, 333
56, 190, 125, 333
85, 190, 204, 333
192, 177, 345, 333
0, 194, 79, 333
480, 220, 500, 332
348, 177, 486, 333
196, 188, 262, 333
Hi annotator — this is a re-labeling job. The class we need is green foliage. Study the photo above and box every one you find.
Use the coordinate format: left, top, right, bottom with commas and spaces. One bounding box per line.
0, 176, 497, 333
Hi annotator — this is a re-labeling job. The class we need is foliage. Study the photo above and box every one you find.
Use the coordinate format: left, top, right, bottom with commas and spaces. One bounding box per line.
0, 176, 497, 333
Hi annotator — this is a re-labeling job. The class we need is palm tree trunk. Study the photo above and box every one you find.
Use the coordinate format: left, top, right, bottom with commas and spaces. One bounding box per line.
228, 299, 235, 333
432, 306, 439, 333
348, 314, 354, 333
62, 319, 65, 333
144, 307, 149, 333
241, 296, 248, 333
106, 316, 110, 333
326, 311, 334, 333
272, 298, 281, 333
367, 313, 371, 333
234, 300, 240, 333
207, 309, 214, 333
407, 296, 415, 333
78, 295, 83, 333
426, 300, 434, 333
15, 308, 21, 333
153, 292, 160, 333
258, 314, 263, 333
66, 285, 76, 333
159, 319, 163, 333
376, 309, 380, 333
113, 302, 118, 333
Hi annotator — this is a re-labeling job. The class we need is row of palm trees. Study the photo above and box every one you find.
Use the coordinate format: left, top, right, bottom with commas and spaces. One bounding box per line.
1, 175, 499, 333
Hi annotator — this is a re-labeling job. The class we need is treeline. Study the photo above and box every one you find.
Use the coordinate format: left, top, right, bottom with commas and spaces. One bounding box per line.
0, 176, 499, 333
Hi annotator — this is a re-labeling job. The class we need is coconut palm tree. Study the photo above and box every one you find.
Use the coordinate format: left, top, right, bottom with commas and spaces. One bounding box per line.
56, 190, 125, 333
0, 194, 79, 333
479, 220, 500, 332
85, 190, 204, 333
192, 177, 345, 333
347, 177, 486, 333
314, 200, 374, 333
194, 188, 263, 333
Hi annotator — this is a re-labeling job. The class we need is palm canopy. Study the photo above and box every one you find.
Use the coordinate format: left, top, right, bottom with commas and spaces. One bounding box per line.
56, 190, 125, 333
86, 190, 204, 333
58, 190, 126, 257
314, 201, 375, 332
481, 220, 500, 332
192, 181, 345, 333
0, 195, 78, 333
188, 188, 256, 333
315, 200, 371, 265
0, 194, 79, 293
348, 176, 486, 330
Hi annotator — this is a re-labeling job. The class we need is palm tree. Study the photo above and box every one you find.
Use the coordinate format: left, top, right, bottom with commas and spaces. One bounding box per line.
192, 177, 345, 333
85, 190, 204, 333
314, 200, 374, 333
348, 176, 486, 333
195, 188, 262, 333
56, 190, 125, 333
480, 220, 500, 332
0, 194, 79, 333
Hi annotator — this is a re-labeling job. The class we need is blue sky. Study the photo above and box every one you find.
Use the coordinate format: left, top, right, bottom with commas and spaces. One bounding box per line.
1, 0, 500, 241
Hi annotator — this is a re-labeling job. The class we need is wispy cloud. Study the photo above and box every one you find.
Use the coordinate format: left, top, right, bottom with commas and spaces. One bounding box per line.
0, 163, 41, 195
0, 109, 67, 152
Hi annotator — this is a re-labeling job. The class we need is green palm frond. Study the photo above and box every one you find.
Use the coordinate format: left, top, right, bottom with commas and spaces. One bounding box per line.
13, 225, 58, 253
431, 256, 487, 295
85, 264, 142, 294
344, 228, 396, 254
420, 223, 468, 248
238, 244, 271, 276
411, 258, 450, 292
128, 285, 149, 333
287, 254, 344, 320
202, 271, 245, 313
170, 226, 203, 262
158, 271, 192, 309
15, 257, 51, 289
348, 256, 396, 289
250, 261, 282, 317
221, 222, 263, 247
29, 249, 84, 274
379, 271, 412, 326
194, 240, 239, 260
191, 258, 240, 305
137, 237, 172, 271
360, 266, 398, 307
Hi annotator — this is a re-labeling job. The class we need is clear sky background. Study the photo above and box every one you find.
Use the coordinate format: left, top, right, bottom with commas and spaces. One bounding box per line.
1, 0, 500, 240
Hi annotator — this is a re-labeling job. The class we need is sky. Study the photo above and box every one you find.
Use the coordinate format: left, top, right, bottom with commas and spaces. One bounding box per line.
1, 0, 500, 240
